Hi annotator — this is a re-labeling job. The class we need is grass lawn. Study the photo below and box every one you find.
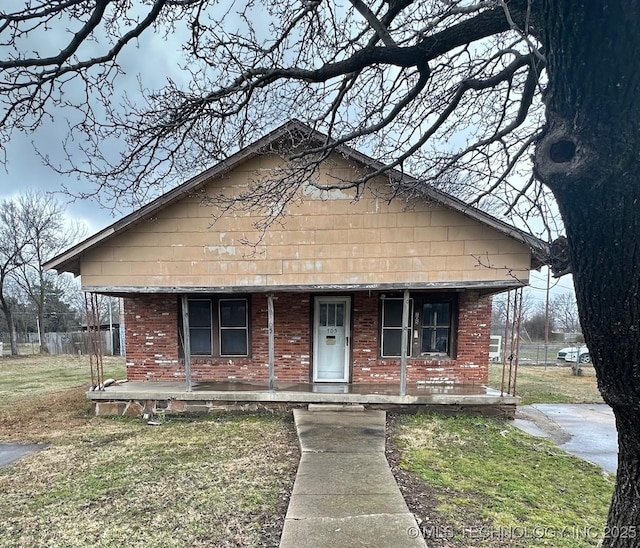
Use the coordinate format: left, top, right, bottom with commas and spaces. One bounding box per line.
489, 363, 603, 405
0, 355, 299, 547
0, 354, 612, 547
0, 354, 127, 406
392, 413, 614, 547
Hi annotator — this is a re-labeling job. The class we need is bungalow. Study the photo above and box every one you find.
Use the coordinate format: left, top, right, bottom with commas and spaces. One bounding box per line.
45, 120, 548, 416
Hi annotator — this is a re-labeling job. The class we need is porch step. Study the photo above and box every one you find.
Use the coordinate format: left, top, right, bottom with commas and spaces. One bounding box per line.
307, 403, 365, 412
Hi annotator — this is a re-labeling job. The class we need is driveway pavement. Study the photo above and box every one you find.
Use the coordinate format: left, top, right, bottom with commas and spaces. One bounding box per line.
514, 403, 617, 473
0, 443, 47, 468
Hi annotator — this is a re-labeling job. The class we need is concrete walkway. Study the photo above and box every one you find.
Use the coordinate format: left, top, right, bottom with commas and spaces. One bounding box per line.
280, 406, 426, 548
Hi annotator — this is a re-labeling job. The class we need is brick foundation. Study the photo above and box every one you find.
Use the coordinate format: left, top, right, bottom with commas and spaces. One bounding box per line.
123, 290, 492, 386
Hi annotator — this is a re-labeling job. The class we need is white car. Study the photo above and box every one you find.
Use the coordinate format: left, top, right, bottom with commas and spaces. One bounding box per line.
557, 346, 591, 364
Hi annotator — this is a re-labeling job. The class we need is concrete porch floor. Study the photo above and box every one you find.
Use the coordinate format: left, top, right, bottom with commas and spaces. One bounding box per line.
88, 380, 518, 407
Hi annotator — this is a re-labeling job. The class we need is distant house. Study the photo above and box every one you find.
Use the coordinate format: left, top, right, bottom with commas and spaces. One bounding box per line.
45, 120, 548, 415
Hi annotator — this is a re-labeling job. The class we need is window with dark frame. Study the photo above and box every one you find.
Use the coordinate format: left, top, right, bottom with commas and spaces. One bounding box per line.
219, 299, 249, 356
421, 302, 451, 353
380, 298, 413, 358
188, 300, 213, 355
186, 296, 249, 357
380, 294, 455, 358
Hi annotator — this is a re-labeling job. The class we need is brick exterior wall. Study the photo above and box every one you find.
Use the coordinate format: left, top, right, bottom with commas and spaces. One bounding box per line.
124, 294, 180, 381
123, 290, 492, 385
350, 291, 491, 384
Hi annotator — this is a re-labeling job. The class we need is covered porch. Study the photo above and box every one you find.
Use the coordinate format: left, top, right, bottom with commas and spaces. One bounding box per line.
81, 285, 522, 417
116, 286, 504, 386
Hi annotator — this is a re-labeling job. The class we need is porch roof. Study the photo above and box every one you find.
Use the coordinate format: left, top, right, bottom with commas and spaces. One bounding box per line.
86, 279, 524, 297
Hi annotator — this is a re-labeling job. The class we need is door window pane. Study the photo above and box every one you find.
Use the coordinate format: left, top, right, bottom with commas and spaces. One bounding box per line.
320, 303, 327, 327
336, 303, 344, 327
327, 303, 336, 326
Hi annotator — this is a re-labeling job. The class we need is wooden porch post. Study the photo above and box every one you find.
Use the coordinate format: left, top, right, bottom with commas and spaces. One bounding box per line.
180, 295, 192, 392
400, 289, 410, 396
268, 293, 275, 392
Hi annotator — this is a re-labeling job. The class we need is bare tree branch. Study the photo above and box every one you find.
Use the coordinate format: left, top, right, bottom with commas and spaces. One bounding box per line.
0, 0, 550, 228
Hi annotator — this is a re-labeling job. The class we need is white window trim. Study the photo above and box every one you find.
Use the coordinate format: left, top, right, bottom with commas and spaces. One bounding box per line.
186, 296, 250, 357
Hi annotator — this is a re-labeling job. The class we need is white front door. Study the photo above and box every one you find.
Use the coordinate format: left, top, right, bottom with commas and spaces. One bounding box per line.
313, 296, 351, 382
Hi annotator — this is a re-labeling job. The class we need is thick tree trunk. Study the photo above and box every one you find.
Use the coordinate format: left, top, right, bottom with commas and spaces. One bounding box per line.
536, 2, 640, 545
609, 411, 640, 543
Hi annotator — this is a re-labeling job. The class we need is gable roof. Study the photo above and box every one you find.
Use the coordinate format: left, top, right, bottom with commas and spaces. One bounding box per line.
45, 119, 549, 275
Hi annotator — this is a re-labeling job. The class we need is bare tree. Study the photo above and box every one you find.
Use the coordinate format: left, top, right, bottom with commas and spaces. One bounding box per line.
13, 192, 84, 353
1, 1, 639, 540
549, 293, 580, 334
491, 289, 536, 332
0, 200, 30, 355
523, 308, 554, 342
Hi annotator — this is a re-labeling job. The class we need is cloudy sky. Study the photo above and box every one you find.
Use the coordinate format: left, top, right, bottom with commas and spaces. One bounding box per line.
0, 129, 570, 306
0, 5, 574, 305
0, 131, 114, 233
0, 7, 190, 233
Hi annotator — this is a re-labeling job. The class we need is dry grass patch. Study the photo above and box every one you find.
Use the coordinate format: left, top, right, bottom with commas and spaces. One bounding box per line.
0, 354, 125, 443
489, 363, 603, 405
0, 386, 95, 443
0, 356, 299, 546
0, 414, 298, 547
0, 354, 126, 403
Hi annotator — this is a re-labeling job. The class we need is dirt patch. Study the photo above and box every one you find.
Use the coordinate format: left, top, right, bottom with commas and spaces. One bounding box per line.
259, 412, 300, 547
